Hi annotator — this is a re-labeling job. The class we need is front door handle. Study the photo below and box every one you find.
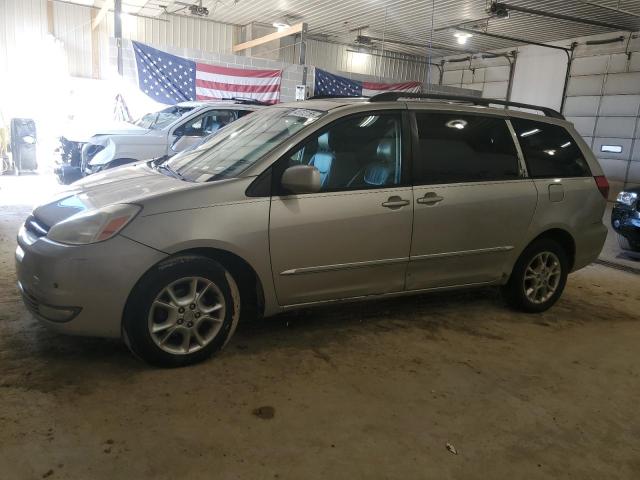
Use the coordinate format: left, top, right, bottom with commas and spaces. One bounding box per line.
417, 193, 444, 205
382, 196, 410, 209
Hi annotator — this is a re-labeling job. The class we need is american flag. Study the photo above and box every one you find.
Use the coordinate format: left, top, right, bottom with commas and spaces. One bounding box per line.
132, 41, 282, 105
314, 68, 422, 97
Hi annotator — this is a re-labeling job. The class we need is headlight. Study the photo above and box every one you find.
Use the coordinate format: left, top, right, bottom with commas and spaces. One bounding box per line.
88, 140, 114, 166
47, 204, 141, 245
616, 191, 638, 207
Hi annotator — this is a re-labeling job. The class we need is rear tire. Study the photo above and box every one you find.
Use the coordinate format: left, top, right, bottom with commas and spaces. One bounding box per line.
501, 238, 569, 313
123, 255, 241, 367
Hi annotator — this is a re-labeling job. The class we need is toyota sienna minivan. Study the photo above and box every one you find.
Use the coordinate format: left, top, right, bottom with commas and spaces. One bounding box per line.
16, 94, 609, 366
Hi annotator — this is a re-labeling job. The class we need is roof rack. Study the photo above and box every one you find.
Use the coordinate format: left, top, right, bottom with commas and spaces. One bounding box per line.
307, 94, 369, 100
369, 92, 564, 119
229, 97, 269, 106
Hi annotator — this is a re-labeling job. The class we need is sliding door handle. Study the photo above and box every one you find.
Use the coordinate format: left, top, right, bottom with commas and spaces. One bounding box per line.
417, 193, 444, 205
382, 196, 410, 209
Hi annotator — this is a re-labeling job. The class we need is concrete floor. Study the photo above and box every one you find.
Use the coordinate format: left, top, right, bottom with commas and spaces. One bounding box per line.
1, 174, 640, 480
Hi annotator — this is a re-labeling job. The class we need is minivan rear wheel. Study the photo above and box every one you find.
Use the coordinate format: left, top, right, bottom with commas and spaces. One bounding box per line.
502, 238, 569, 313
123, 255, 241, 367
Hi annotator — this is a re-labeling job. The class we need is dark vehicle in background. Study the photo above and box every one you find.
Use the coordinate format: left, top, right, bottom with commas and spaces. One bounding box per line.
611, 187, 640, 259
9, 118, 37, 174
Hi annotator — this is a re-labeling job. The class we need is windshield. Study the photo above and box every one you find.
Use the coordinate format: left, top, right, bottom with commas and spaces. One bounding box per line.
134, 106, 194, 130
165, 107, 326, 182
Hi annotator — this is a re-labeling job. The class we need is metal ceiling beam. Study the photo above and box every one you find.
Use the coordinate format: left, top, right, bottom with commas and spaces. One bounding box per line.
495, 2, 635, 32
454, 27, 572, 53
362, 35, 514, 60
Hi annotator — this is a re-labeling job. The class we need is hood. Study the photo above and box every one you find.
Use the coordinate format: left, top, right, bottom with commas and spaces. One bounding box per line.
61, 121, 149, 143
33, 163, 198, 227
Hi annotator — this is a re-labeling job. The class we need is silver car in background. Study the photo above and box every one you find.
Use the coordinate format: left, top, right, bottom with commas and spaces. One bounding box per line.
16, 94, 608, 366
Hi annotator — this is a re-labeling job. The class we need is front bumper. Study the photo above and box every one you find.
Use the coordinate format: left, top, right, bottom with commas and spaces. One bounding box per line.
15, 227, 167, 338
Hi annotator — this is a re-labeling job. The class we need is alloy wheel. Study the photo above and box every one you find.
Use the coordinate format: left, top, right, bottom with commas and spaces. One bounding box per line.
523, 251, 562, 304
147, 276, 226, 355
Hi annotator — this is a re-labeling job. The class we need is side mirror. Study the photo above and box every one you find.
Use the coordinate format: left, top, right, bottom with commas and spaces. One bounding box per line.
281, 165, 321, 194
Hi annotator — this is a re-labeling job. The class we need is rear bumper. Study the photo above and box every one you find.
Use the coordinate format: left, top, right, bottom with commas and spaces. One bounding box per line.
573, 222, 607, 271
15, 227, 167, 338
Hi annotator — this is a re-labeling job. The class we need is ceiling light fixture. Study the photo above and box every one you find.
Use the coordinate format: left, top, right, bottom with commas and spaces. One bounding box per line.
273, 21, 291, 32
454, 32, 473, 45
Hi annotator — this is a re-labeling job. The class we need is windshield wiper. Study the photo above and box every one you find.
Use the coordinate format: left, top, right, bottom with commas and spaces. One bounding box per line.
156, 163, 183, 180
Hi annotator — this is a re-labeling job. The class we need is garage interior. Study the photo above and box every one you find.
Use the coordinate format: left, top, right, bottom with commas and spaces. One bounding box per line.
1, 0, 640, 478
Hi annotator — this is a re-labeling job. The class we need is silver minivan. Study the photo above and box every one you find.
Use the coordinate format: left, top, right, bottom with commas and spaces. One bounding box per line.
16, 94, 608, 366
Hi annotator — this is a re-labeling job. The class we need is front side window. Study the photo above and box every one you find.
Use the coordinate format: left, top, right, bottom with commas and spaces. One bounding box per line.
165, 107, 326, 182
414, 112, 520, 185
510, 118, 590, 178
281, 112, 404, 192
178, 109, 238, 137
133, 106, 194, 130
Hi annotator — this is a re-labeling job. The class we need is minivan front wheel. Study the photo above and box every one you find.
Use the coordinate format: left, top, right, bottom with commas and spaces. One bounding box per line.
123, 255, 241, 367
502, 238, 569, 313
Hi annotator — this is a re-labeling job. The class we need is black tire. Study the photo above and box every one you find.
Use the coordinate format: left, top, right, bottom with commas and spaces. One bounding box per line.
123, 255, 241, 367
501, 238, 569, 313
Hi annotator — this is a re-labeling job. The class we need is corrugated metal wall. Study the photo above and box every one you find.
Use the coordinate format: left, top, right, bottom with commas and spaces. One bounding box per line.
52, 2, 93, 78
0, 0, 49, 74
102, 13, 237, 55
303, 38, 427, 82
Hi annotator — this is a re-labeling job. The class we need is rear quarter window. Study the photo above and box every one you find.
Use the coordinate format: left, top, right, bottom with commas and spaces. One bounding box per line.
510, 118, 591, 178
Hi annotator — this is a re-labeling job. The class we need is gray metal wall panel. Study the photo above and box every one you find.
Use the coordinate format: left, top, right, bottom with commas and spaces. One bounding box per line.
627, 162, 640, 187
568, 116, 597, 137
567, 75, 605, 96
564, 96, 600, 116
598, 158, 631, 189
483, 81, 508, 99
595, 117, 637, 138
569, 55, 609, 76
599, 95, 640, 116
604, 72, 640, 95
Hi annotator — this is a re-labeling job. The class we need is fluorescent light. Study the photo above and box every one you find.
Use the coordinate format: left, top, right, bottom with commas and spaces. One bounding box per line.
544, 149, 556, 156
520, 128, 541, 137
560, 141, 571, 148
454, 32, 473, 45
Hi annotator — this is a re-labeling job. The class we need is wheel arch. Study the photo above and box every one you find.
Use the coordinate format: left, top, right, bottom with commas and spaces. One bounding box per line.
160, 247, 265, 322
526, 228, 576, 271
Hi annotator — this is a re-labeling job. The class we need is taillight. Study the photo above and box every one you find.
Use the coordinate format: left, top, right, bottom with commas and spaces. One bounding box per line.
594, 176, 609, 199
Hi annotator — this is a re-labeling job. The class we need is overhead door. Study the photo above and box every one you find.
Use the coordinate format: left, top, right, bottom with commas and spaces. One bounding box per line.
564, 51, 640, 197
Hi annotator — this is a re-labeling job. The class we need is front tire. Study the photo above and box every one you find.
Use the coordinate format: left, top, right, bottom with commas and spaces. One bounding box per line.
502, 238, 569, 313
123, 255, 241, 367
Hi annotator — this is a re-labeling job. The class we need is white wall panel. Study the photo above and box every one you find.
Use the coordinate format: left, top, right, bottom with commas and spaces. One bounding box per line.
53, 2, 93, 78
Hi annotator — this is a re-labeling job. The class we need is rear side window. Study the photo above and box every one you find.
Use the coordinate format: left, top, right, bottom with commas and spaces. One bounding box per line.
414, 112, 520, 185
510, 118, 590, 178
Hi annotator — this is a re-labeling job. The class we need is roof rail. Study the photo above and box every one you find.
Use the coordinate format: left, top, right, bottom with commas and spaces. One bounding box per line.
229, 97, 269, 106
308, 94, 369, 100
369, 92, 564, 119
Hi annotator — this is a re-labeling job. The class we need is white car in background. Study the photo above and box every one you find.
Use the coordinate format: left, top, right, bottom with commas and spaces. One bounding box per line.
61, 99, 264, 179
